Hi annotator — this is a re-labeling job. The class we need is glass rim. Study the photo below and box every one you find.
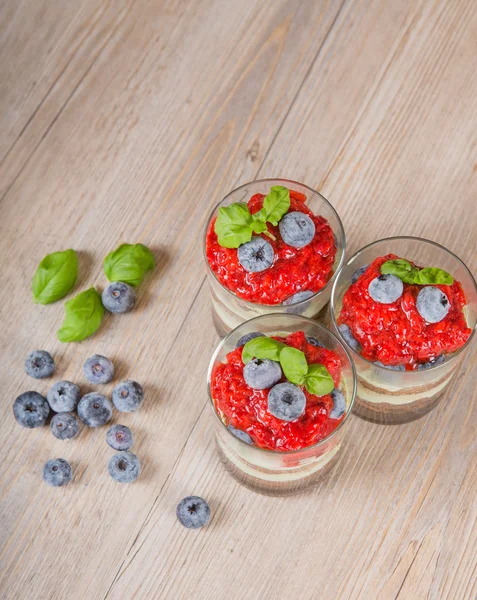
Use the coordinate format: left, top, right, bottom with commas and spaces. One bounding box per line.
330, 235, 477, 372
206, 313, 357, 455
202, 177, 347, 309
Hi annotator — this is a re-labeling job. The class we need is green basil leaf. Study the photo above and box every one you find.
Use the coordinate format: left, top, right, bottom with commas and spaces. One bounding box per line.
412, 267, 454, 285
381, 259, 414, 277
104, 243, 155, 287
279, 346, 308, 385
250, 219, 268, 234
242, 336, 286, 364
32, 249, 78, 304
304, 363, 334, 396
260, 185, 291, 226
57, 287, 104, 342
214, 202, 254, 248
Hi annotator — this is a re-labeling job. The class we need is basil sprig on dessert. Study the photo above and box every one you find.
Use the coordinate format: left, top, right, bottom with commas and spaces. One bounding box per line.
380, 259, 453, 285
214, 186, 290, 248
32, 249, 78, 304
104, 243, 155, 287
242, 336, 334, 396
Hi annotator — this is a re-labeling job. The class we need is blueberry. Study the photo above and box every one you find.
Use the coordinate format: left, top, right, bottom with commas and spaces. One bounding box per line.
237, 237, 274, 272
108, 451, 141, 483
329, 389, 346, 419
375, 361, 405, 371
279, 211, 316, 248
112, 380, 144, 412
176, 496, 211, 529
235, 332, 265, 348
267, 382, 306, 421
351, 264, 369, 284
43, 458, 72, 487
102, 282, 136, 314
338, 324, 362, 353
243, 358, 282, 390
306, 336, 324, 348
77, 392, 112, 427
50, 412, 80, 440
24, 350, 55, 379
83, 355, 115, 384
13, 392, 50, 428
416, 286, 450, 323
418, 354, 446, 370
227, 425, 253, 445
47, 381, 80, 412
368, 274, 403, 304
282, 290, 314, 305
106, 424, 134, 451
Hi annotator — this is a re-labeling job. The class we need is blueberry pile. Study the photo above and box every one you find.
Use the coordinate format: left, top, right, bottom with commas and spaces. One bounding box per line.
14, 350, 145, 487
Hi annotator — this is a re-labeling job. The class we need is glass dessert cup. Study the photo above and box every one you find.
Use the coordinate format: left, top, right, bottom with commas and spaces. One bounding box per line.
203, 178, 346, 337
207, 314, 356, 496
330, 237, 477, 425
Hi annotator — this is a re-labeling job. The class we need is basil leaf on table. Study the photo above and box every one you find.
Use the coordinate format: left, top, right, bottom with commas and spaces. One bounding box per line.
254, 186, 291, 226
242, 337, 286, 364
57, 287, 104, 342
412, 267, 453, 285
304, 363, 335, 397
279, 346, 308, 385
104, 243, 155, 287
31, 249, 78, 304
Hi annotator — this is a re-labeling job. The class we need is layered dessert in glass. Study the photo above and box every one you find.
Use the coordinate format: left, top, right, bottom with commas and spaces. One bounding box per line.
204, 179, 345, 336
330, 237, 477, 424
207, 314, 356, 495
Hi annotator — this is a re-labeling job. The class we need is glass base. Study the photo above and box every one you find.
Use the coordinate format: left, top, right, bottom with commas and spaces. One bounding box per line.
216, 440, 340, 496
211, 299, 329, 338
353, 388, 447, 424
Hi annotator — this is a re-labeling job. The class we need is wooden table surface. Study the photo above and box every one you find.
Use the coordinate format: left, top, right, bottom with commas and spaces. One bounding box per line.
1, 1, 476, 598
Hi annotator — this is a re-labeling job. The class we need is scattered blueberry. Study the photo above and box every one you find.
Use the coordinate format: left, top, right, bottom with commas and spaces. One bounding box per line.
24, 350, 55, 379
283, 290, 314, 305
237, 237, 274, 273
106, 424, 134, 451
77, 392, 112, 427
306, 336, 324, 348
108, 451, 141, 483
329, 389, 346, 419
83, 354, 115, 384
235, 332, 265, 348
368, 274, 403, 304
416, 286, 450, 323
112, 380, 144, 412
418, 354, 446, 370
43, 458, 72, 487
227, 425, 253, 445
102, 282, 136, 314
13, 392, 50, 428
351, 264, 369, 284
338, 324, 362, 353
279, 211, 316, 248
267, 382, 306, 421
50, 413, 80, 440
176, 496, 211, 529
243, 358, 282, 390
47, 381, 80, 412
374, 361, 405, 371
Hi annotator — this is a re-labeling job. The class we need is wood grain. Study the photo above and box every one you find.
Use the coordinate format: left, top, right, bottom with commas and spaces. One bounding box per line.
0, 0, 476, 598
